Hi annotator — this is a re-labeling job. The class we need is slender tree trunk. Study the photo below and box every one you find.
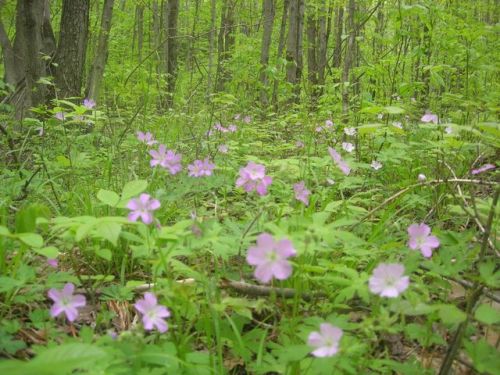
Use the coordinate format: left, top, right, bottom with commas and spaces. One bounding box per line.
317, 2, 331, 89
136, 5, 144, 62
306, 8, 318, 99
161, 0, 179, 108
207, 0, 216, 99
54, 0, 90, 98
216, 0, 235, 91
271, 0, 289, 107
341, 0, 355, 119
0, 20, 20, 87
86, 0, 114, 102
259, 0, 275, 107
286, 0, 305, 101
332, 6, 343, 69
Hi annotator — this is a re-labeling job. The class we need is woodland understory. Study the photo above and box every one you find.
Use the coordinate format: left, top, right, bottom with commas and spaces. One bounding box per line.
0, 0, 499, 374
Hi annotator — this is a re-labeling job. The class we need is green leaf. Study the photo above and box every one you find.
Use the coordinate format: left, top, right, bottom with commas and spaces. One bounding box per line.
474, 304, 500, 325
121, 180, 148, 200
96, 189, 120, 207
0, 225, 10, 236
33, 246, 59, 259
96, 221, 122, 246
384, 105, 405, 114
438, 304, 466, 324
96, 248, 112, 261
17, 233, 43, 248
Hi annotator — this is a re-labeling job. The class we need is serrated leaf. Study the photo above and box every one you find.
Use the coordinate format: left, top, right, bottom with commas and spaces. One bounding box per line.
97, 189, 120, 207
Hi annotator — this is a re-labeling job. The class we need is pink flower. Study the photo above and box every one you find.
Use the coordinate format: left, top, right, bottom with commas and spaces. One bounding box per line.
342, 142, 355, 153
293, 181, 310, 206
407, 223, 440, 257
445, 126, 452, 134
214, 123, 229, 133
228, 124, 238, 132
236, 162, 273, 196
136, 131, 158, 146
369, 263, 409, 298
134, 292, 171, 333
471, 163, 495, 175
308, 323, 343, 357
295, 140, 305, 148
246, 233, 296, 283
188, 158, 215, 177
127, 194, 161, 225
325, 119, 334, 128
83, 98, 96, 109
328, 147, 351, 176
421, 111, 438, 124
218, 144, 229, 153
344, 127, 356, 136
243, 115, 252, 124
47, 258, 58, 268
315, 126, 323, 133
418, 173, 427, 181
48, 283, 86, 322
54, 112, 66, 121
371, 160, 382, 170
149, 145, 182, 174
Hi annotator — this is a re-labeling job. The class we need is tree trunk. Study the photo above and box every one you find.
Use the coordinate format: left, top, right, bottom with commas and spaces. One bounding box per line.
136, 4, 144, 62
286, 0, 305, 101
216, 0, 235, 91
11, 0, 55, 114
341, 0, 356, 119
0, 20, 20, 87
271, 0, 289, 107
161, 0, 179, 108
54, 0, 90, 98
306, 9, 318, 94
259, 0, 275, 107
207, 0, 216, 99
86, 0, 114, 102
332, 6, 343, 69
317, 2, 331, 89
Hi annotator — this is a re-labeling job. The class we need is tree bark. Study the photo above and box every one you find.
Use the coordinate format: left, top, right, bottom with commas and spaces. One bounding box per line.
259, 0, 275, 107
54, 0, 90, 98
341, 0, 356, 119
207, 0, 216, 99
86, 0, 114, 102
271, 0, 289, 107
332, 6, 344, 69
161, 0, 179, 108
0, 20, 20, 87
286, 0, 305, 101
135, 4, 144, 62
216, 0, 235, 91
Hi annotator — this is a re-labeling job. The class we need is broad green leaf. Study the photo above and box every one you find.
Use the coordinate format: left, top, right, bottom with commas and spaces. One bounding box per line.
0, 225, 10, 236
96, 189, 120, 207
438, 304, 466, 324
17, 233, 43, 248
384, 105, 405, 114
96, 221, 122, 246
474, 304, 500, 325
121, 180, 148, 199
96, 248, 112, 261
33, 246, 59, 259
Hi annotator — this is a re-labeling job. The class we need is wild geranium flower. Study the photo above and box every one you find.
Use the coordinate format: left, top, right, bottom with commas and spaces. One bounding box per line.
407, 223, 440, 257
246, 233, 296, 283
188, 158, 215, 177
150, 145, 182, 174
295, 140, 305, 148
54, 112, 66, 121
315, 126, 323, 133
294, 181, 311, 206
236, 162, 272, 196
325, 119, 334, 128
369, 263, 409, 298
344, 127, 356, 136
218, 144, 229, 153
371, 160, 382, 170
308, 323, 343, 357
47, 258, 58, 268
83, 98, 96, 109
134, 292, 171, 333
127, 194, 161, 225
137, 131, 158, 146
445, 126, 453, 134
48, 283, 86, 322
342, 142, 355, 153
471, 163, 495, 175
328, 147, 351, 176
418, 173, 427, 181
228, 124, 237, 132
243, 115, 252, 124
421, 111, 438, 124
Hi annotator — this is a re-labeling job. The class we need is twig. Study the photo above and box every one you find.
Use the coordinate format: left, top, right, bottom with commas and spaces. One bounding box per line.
219, 278, 327, 302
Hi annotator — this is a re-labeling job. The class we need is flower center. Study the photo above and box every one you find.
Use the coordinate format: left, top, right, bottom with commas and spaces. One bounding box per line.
266, 250, 278, 262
